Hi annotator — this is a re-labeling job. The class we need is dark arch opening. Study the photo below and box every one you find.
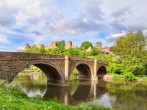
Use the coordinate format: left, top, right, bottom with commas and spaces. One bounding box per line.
34, 64, 62, 84
71, 64, 91, 80
12, 63, 63, 85
10, 63, 63, 99
97, 66, 106, 79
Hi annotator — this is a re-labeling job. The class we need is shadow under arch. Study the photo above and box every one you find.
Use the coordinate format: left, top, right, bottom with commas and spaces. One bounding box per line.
97, 66, 107, 79
11, 62, 63, 85
70, 63, 92, 80
34, 64, 63, 84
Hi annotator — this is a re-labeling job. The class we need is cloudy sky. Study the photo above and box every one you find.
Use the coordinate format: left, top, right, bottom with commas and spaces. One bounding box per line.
0, 0, 147, 51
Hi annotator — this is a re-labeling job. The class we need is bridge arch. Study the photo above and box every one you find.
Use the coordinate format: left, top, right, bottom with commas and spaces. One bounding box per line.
11, 61, 64, 84
70, 62, 92, 80
97, 65, 107, 79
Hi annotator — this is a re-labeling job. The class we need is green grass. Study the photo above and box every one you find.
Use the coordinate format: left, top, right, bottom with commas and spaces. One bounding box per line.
0, 81, 110, 110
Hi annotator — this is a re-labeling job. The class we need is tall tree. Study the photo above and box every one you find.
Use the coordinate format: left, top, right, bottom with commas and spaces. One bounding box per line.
110, 31, 147, 66
80, 41, 93, 49
57, 40, 65, 49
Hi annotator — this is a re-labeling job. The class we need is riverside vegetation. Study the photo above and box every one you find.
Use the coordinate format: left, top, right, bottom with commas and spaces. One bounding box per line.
22, 31, 147, 81
1, 31, 147, 110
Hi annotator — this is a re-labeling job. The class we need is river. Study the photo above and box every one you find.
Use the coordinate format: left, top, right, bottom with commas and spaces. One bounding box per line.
11, 73, 147, 110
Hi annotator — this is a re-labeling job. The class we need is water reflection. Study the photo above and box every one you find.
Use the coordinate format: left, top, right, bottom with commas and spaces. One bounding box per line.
43, 80, 108, 105
11, 74, 147, 109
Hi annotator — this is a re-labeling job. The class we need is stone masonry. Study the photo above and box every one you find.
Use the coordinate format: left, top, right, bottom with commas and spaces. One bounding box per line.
0, 52, 108, 86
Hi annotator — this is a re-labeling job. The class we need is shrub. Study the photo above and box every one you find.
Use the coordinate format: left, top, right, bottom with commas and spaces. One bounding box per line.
124, 72, 138, 81
107, 63, 122, 74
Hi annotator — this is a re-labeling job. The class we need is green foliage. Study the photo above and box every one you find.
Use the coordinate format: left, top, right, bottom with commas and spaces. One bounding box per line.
111, 31, 147, 65
80, 41, 93, 49
70, 69, 79, 80
64, 48, 87, 57
142, 76, 147, 81
107, 63, 122, 74
133, 64, 147, 76
23, 45, 39, 53
22, 41, 103, 57
38, 44, 45, 53
124, 72, 138, 81
87, 48, 100, 56
57, 40, 65, 49
77, 103, 111, 110
64, 48, 81, 56
111, 31, 146, 57
110, 31, 147, 76
46, 48, 65, 55
95, 41, 102, 49
87, 53, 112, 62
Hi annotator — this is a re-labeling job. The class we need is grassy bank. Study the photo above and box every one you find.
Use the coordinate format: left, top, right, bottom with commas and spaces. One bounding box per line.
104, 74, 147, 83
0, 81, 110, 110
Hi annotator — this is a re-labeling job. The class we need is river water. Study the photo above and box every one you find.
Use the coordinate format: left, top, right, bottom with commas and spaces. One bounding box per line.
11, 74, 147, 110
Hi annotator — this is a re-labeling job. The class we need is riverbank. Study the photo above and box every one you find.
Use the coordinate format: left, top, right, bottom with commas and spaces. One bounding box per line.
0, 81, 110, 110
103, 74, 147, 83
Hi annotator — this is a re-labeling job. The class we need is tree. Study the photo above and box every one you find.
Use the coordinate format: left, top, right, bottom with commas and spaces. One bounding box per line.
95, 42, 102, 49
110, 31, 147, 75
29, 45, 38, 53
110, 31, 146, 58
38, 44, 45, 53
80, 41, 93, 49
57, 40, 65, 49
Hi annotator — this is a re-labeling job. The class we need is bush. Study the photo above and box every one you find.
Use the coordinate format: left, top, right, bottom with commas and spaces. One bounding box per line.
87, 48, 100, 56
133, 64, 147, 76
124, 72, 138, 81
64, 48, 80, 56
107, 63, 122, 74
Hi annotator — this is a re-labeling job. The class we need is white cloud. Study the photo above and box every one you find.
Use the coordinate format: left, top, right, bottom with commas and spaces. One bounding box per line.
105, 32, 126, 44
0, 35, 10, 44
108, 32, 126, 38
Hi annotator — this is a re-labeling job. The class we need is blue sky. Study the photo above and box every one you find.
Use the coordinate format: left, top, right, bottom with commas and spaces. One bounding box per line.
0, 0, 147, 51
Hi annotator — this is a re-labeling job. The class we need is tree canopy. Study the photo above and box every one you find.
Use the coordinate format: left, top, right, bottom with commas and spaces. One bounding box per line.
57, 40, 65, 49
110, 31, 147, 58
80, 41, 93, 49
110, 31, 147, 76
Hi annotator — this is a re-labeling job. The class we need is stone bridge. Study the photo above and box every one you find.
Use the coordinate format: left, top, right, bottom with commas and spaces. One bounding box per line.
0, 52, 108, 86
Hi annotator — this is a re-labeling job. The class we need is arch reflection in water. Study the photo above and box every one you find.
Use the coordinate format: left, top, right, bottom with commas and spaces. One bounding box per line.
43, 80, 107, 105
12, 71, 108, 105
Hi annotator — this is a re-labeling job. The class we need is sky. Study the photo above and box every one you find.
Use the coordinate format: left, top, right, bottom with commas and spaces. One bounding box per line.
0, 0, 147, 51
